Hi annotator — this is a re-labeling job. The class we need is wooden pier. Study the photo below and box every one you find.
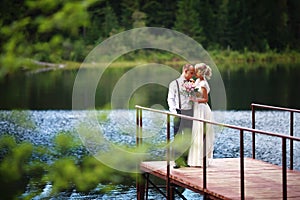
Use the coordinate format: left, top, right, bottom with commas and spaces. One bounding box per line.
139, 158, 300, 199
135, 104, 300, 199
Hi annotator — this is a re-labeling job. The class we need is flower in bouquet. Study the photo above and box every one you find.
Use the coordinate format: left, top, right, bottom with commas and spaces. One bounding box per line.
181, 80, 199, 97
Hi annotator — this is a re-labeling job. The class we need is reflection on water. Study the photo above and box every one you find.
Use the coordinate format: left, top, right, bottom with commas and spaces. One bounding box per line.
222, 64, 300, 110
0, 64, 300, 110
1, 110, 300, 199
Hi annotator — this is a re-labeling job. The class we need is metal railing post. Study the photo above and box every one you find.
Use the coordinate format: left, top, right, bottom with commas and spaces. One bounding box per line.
166, 114, 171, 200
203, 122, 207, 191
136, 107, 145, 200
282, 137, 287, 199
251, 104, 256, 159
240, 130, 245, 200
136, 108, 140, 146
290, 111, 294, 170
139, 109, 143, 145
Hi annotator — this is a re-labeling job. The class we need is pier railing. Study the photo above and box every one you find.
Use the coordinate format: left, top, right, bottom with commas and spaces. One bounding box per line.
136, 104, 300, 200
251, 103, 300, 170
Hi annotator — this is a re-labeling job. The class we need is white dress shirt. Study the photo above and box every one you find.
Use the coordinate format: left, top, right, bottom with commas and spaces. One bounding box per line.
167, 75, 193, 113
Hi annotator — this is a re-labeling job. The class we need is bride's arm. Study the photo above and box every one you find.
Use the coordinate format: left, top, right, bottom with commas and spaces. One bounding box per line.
190, 86, 209, 103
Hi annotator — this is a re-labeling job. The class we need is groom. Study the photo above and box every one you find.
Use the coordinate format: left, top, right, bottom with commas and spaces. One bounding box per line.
167, 63, 195, 168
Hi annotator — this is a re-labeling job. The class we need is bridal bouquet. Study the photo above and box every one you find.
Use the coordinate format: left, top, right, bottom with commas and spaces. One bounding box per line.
181, 80, 199, 97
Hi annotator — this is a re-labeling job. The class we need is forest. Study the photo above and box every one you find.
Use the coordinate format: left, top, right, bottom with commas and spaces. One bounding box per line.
1, 0, 300, 77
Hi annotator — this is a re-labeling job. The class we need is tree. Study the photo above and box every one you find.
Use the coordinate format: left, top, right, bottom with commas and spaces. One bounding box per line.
132, 10, 147, 28
196, 0, 223, 48
102, 4, 122, 37
0, 0, 96, 78
247, 0, 289, 51
214, 0, 231, 49
225, 0, 250, 50
267, 0, 289, 50
120, 0, 139, 29
141, 0, 176, 28
174, 0, 206, 44
287, 0, 300, 50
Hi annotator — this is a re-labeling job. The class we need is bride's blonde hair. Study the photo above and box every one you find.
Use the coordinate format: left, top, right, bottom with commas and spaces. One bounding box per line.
195, 63, 212, 80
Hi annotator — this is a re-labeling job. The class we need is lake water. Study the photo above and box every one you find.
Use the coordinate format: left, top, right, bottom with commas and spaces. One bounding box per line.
1, 63, 300, 199
1, 63, 300, 110
1, 109, 300, 199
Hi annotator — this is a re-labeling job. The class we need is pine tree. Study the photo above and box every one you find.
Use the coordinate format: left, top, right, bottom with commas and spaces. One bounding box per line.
287, 0, 300, 50
132, 10, 147, 28
102, 4, 121, 37
141, 0, 176, 28
120, 0, 139, 29
174, 0, 205, 44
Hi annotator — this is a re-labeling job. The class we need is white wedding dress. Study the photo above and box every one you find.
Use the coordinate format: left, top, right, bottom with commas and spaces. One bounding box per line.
187, 79, 215, 167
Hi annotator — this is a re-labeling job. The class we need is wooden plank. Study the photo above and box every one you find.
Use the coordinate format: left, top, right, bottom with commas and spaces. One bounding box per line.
140, 158, 300, 199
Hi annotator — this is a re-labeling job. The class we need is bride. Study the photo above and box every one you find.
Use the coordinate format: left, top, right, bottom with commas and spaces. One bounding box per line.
187, 63, 215, 167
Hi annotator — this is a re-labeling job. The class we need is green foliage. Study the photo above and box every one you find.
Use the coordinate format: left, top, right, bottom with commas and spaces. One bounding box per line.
209, 49, 300, 71
27, 0, 94, 35
53, 133, 81, 157
75, 157, 105, 192
102, 5, 122, 36
0, 135, 47, 199
47, 131, 138, 196
48, 158, 78, 193
0, 130, 138, 198
120, 0, 139, 29
1, 0, 300, 79
132, 10, 147, 28
141, 0, 176, 28
174, 0, 205, 43
0, 110, 36, 130
0, 0, 97, 78
97, 112, 109, 122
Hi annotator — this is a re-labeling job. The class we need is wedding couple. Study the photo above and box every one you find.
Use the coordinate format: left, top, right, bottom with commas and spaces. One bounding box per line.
167, 63, 215, 169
